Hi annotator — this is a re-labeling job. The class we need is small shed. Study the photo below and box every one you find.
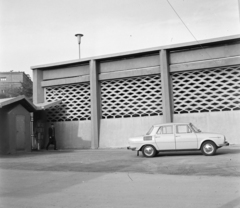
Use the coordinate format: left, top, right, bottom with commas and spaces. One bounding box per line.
0, 96, 37, 154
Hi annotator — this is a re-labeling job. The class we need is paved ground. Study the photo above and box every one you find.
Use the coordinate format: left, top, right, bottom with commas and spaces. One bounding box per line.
0, 145, 240, 208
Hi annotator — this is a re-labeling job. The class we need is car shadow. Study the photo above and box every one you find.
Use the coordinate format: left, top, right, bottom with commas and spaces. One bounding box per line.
153, 148, 240, 157
214, 148, 240, 155
155, 151, 203, 157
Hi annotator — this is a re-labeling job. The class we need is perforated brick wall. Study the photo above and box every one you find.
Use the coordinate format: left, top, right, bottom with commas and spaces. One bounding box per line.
100, 75, 162, 119
171, 65, 240, 114
45, 83, 91, 122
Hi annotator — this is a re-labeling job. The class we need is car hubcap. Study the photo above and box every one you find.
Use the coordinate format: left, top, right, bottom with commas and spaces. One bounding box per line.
203, 144, 214, 154
144, 146, 154, 156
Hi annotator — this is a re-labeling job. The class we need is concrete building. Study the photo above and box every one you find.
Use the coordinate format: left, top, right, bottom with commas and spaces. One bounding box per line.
31, 35, 240, 149
0, 71, 32, 97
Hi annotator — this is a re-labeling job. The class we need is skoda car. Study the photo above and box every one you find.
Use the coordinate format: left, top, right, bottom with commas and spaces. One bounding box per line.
127, 123, 229, 157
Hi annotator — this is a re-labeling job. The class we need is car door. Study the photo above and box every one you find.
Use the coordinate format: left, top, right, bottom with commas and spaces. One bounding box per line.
175, 124, 198, 149
155, 125, 176, 150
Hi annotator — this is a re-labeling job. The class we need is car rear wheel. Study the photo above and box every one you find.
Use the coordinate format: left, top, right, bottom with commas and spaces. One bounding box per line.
142, 145, 157, 157
201, 141, 217, 156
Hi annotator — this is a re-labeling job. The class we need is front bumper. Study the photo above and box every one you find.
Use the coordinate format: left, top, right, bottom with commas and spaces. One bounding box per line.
127, 146, 136, 151
219, 141, 230, 147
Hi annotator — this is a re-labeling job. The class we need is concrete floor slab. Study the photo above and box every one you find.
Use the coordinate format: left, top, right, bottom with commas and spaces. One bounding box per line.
0, 145, 240, 208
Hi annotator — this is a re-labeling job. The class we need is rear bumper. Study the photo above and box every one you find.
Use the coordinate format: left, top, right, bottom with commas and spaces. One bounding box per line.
127, 146, 136, 151
219, 141, 230, 147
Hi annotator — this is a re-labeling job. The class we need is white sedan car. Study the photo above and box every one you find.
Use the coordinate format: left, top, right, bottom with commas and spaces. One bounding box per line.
127, 123, 229, 157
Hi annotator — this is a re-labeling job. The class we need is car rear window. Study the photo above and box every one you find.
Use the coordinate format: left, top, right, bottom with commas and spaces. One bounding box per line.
157, 126, 173, 134
146, 126, 154, 135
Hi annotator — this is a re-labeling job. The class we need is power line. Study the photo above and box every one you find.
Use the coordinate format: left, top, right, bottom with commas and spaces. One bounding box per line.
166, 0, 212, 58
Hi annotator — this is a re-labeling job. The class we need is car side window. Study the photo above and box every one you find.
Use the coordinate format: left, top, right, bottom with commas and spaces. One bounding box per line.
177, 125, 192, 134
157, 126, 173, 134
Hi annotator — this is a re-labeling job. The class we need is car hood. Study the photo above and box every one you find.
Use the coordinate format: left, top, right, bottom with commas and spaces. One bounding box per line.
196, 132, 224, 138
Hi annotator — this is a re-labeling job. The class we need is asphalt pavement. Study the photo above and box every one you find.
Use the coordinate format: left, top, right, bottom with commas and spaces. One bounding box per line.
0, 145, 240, 208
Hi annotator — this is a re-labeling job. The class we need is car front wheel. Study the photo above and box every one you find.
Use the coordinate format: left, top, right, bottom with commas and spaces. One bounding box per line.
142, 145, 157, 157
201, 141, 217, 156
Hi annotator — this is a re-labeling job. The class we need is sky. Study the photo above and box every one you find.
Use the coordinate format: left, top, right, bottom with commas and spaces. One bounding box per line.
0, 0, 239, 79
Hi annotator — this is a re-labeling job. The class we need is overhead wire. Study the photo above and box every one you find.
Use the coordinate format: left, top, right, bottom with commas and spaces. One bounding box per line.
166, 0, 212, 59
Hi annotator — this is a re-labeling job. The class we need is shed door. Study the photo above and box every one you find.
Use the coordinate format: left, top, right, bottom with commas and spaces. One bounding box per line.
16, 115, 25, 150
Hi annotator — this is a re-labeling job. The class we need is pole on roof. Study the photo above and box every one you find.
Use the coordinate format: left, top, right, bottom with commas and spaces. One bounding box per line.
75, 34, 83, 59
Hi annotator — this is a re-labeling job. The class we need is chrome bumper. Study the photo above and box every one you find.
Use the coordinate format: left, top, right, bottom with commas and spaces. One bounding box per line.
127, 146, 136, 151
219, 141, 230, 147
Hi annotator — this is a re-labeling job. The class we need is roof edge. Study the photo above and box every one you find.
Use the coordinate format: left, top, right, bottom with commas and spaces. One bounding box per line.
31, 34, 240, 70
0, 95, 38, 111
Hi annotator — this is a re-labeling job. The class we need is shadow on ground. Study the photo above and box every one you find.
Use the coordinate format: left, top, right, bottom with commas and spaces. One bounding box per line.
0, 147, 240, 177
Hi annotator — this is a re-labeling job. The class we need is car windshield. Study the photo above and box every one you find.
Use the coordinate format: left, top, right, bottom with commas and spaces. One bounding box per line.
146, 126, 154, 135
190, 123, 201, 133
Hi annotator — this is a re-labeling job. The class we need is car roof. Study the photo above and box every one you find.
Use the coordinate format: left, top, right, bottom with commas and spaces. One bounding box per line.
153, 123, 190, 127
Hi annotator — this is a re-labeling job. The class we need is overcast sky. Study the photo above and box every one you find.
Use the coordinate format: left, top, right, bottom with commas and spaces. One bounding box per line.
0, 0, 239, 79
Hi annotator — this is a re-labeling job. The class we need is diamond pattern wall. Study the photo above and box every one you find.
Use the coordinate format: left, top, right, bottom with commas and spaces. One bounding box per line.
171, 65, 240, 114
101, 75, 162, 119
45, 83, 91, 122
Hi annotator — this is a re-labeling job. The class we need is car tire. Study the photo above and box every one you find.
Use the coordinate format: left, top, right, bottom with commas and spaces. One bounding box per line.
142, 145, 157, 158
201, 141, 217, 156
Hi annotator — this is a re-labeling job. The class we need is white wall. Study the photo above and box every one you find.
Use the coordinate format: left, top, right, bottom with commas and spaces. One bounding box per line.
47, 110, 239, 150
99, 111, 240, 148
174, 111, 240, 144
50, 121, 91, 149
99, 116, 164, 148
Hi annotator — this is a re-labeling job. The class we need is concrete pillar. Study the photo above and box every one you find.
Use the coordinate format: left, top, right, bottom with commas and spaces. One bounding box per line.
160, 49, 173, 123
90, 60, 101, 149
32, 69, 44, 104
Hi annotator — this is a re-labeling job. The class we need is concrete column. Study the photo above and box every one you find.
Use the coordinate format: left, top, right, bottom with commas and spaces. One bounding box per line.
160, 49, 173, 123
90, 60, 101, 149
32, 69, 44, 104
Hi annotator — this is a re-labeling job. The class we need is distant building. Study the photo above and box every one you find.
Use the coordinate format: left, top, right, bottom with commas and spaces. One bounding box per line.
0, 71, 32, 98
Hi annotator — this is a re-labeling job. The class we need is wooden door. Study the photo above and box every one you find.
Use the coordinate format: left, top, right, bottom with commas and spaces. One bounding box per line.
16, 115, 25, 150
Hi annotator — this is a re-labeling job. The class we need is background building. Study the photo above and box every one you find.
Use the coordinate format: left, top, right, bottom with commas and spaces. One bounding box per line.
32, 35, 240, 149
0, 71, 33, 99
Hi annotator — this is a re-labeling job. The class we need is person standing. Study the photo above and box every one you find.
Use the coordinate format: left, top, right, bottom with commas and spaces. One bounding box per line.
46, 123, 57, 150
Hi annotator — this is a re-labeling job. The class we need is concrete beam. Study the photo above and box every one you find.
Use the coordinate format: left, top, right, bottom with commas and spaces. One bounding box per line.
99, 66, 160, 81
170, 56, 240, 73
41, 75, 90, 87
160, 50, 173, 123
33, 69, 44, 104
90, 60, 101, 149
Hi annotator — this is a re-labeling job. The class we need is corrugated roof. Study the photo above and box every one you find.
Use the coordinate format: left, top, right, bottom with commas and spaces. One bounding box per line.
34, 100, 62, 110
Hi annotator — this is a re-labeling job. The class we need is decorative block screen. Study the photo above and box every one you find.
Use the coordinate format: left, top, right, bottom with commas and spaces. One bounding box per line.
101, 75, 162, 119
45, 83, 91, 122
172, 65, 240, 114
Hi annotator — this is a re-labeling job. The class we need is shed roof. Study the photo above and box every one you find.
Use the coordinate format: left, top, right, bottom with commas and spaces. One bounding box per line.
34, 100, 62, 110
0, 96, 62, 112
0, 96, 37, 112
